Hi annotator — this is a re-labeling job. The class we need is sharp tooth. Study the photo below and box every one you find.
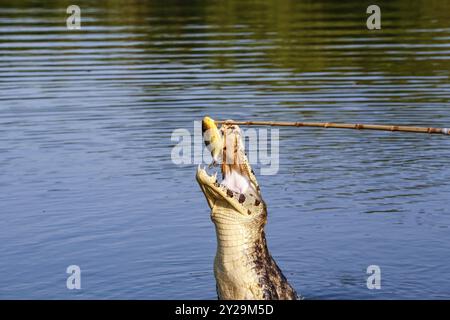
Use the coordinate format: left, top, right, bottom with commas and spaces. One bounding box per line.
213, 172, 217, 179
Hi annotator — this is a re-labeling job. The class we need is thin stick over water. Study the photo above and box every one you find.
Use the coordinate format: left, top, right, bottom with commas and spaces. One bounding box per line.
215, 120, 450, 135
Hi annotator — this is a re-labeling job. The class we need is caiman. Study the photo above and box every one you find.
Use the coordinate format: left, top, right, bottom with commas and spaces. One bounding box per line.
196, 118, 299, 300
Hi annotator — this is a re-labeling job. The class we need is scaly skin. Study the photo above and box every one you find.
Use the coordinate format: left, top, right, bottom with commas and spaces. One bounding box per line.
197, 122, 298, 300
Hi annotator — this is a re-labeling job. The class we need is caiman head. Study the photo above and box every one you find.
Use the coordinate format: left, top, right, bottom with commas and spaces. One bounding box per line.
196, 119, 298, 300
196, 121, 265, 222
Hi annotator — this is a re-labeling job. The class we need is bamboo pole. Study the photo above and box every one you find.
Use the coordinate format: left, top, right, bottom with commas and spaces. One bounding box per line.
215, 120, 450, 135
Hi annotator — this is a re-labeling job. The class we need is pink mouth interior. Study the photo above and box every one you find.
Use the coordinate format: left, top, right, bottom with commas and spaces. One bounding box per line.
221, 169, 251, 194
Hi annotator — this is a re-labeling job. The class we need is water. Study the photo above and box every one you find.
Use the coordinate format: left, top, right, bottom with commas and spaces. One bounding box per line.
1, 0, 450, 299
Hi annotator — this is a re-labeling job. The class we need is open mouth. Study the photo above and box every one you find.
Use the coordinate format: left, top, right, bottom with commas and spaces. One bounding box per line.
196, 163, 262, 217
198, 162, 254, 195
196, 121, 262, 216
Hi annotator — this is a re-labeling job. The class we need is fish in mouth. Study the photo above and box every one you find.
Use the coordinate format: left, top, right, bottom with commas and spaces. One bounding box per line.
196, 117, 299, 300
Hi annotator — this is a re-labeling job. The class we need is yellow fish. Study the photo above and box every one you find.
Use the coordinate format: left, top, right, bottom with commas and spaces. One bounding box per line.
202, 116, 223, 167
